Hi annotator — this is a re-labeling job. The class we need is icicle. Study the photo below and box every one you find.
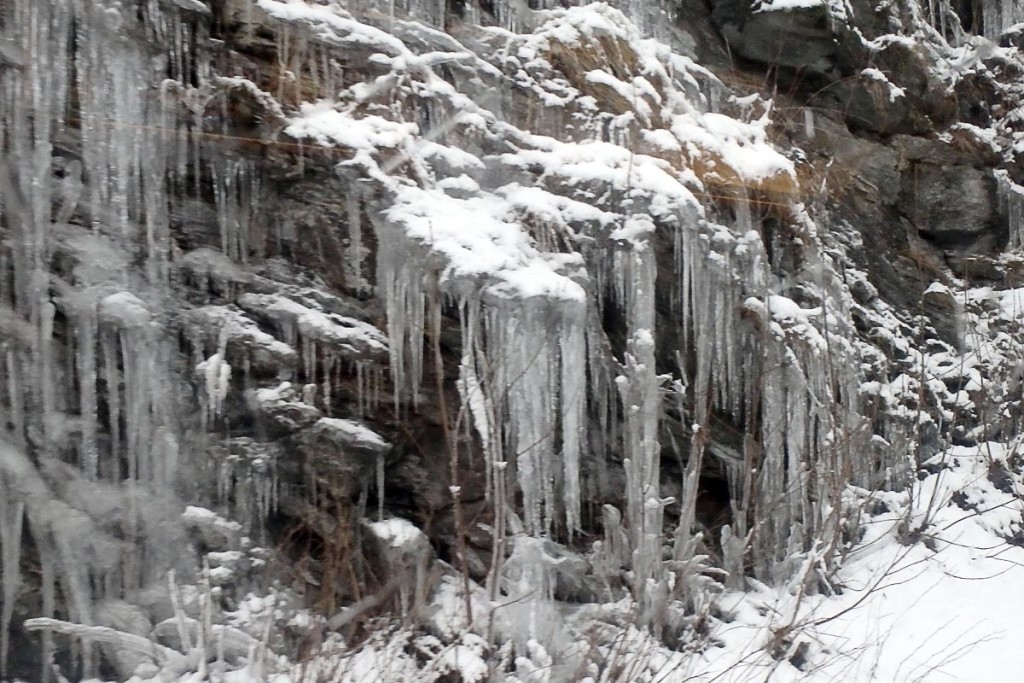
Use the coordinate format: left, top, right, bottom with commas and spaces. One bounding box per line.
997, 170, 1024, 251
322, 352, 336, 415
38, 297, 56, 445
39, 534, 56, 683
376, 451, 385, 522
374, 219, 426, 409
198, 353, 232, 428
803, 109, 815, 139
485, 290, 586, 536
5, 350, 24, 448
607, 216, 664, 590
980, 0, 1024, 39
500, 535, 563, 648
211, 157, 261, 263
457, 298, 495, 497
0, 494, 24, 677
76, 302, 100, 479
101, 330, 121, 479
346, 190, 364, 292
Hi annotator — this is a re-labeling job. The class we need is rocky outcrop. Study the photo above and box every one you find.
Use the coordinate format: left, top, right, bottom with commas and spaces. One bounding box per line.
5, 0, 1024, 680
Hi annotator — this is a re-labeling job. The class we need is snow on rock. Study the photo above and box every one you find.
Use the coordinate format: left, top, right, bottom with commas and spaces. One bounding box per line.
367, 517, 425, 550
246, 382, 322, 434
180, 247, 251, 296
187, 305, 298, 373
255, 0, 407, 55
97, 292, 151, 329
753, 0, 827, 10
237, 292, 388, 363
500, 132, 703, 219
182, 506, 243, 551
284, 102, 419, 176
197, 352, 232, 424
306, 417, 391, 457
383, 185, 587, 302
860, 67, 907, 102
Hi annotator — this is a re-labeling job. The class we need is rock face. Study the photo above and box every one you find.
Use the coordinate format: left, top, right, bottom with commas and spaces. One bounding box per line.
3, 0, 1024, 680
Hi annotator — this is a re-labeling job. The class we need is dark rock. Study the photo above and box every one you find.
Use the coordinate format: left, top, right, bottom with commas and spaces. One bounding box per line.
247, 383, 323, 436
849, 274, 879, 305
921, 283, 964, 350
94, 600, 156, 680
730, 4, 838, 75
298, 418, 391, 499
947, 253, 1006, 282
182, 506, 243, 552
363, 517, 435, 611
829, 71, 919, 134
902, 163, 997, 242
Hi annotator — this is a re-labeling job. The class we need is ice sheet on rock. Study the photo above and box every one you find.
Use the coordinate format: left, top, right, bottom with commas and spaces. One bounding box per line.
97, 292, 152, 329
237, 292, 388, 362
996, 169, 1024, 251
256, 0, 408, 55
55, 229, 132, 288
285, 102, 419, 159
309, 417, 391, 455
168, 0, 211, 14
501, 134, 701, 219
368, 517, 426, 549
754, 0, 827, 10
182, 505, 243, 551
197, 353, 231, 425
180, 247, 251, 294
247, 382, 322, 433
187, 306, 297, 371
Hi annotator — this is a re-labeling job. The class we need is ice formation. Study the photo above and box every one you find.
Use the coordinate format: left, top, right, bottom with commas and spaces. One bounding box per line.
5, 0, 1024, 679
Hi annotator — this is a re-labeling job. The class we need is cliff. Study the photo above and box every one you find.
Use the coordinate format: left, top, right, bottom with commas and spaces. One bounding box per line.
3, 0, 1024, 680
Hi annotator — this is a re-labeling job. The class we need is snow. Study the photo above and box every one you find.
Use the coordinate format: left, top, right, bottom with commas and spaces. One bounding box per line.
313, 417, 390, 451
384, 186, 586, 302
754, 0, 827, 10
256, 0, 408, 55
678, 111, 796, 182
861, 68, 907, 102
237, 293, 388, 361
12, 0, 1024, 680
97, 292, 151, 329
285, 102, 419, 152
216, 451, 1024, 681
367, 518, 424, 549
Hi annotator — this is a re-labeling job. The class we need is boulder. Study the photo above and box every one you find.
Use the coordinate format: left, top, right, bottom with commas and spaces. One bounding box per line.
298, 418, 391, 498
922, 282, 965, 350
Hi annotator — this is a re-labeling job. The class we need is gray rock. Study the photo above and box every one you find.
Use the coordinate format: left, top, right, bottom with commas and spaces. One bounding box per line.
902, 163, 996, 241
298, 418, 391, 498
247, 382, 323, 435
182, 506, 243, 552
921, 282, 965, 351
94, 600, 155, 680
186, 305, 298, 376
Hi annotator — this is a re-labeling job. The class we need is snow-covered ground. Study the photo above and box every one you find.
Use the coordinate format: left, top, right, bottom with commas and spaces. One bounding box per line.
692, 443, 1024, 682
244, 444, 1024, 683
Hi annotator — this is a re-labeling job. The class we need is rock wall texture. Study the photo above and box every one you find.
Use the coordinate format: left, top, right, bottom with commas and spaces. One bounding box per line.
4, 0, 1024, 680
